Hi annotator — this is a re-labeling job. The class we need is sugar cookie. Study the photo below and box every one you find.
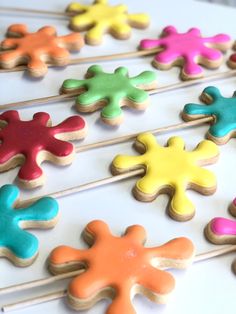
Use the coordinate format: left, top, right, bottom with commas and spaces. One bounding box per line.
183, 86, 236, 145
140, 26, 232, 80
0, 24, 84, 77
49, 220, 195, 312
227, 42, 236, 68
0, 184, 59, 267
229, 198, 236, 216
66, 0, 149, 45
111, 133, 219, 221
205, 217, 236, 245
0, 110, 87, 188
61, 65, 157, 125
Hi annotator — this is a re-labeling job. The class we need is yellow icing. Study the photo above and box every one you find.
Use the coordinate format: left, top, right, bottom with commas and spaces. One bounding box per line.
67, 0, 149, 43
112, 133, 219, 217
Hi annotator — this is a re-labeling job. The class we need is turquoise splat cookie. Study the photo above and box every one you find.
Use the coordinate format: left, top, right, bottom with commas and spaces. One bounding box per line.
183, 86, 236, 144
61, 65, 157, 125
0, 184, 59, 266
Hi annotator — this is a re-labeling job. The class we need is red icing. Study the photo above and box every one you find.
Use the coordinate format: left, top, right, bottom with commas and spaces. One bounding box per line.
230, 53, 236, 63
0, 111, 86, 182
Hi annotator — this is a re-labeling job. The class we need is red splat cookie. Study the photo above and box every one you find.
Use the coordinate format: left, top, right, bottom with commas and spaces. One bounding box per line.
0, 24, 84, 77
49, 220, 195, 312
0, 111, 87, 188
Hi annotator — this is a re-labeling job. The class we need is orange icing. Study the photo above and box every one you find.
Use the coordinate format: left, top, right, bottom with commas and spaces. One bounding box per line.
0, 24, 84, 76
50, 220, 195, 312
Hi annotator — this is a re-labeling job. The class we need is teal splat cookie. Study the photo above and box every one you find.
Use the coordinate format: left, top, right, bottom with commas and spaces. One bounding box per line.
61, 65, 157, 126
182, 86, 236, 144
0, 184, 59, 267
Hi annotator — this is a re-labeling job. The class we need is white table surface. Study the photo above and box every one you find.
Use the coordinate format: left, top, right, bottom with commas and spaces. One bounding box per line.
0, 1, 235, 313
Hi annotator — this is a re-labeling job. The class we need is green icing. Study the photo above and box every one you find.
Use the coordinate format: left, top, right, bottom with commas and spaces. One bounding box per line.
183, 86, 236, 138
0, 184, 59, 261
62, 65, 157, 121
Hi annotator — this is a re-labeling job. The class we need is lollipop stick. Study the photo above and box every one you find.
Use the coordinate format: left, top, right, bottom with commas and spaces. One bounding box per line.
2, 245, 236, 312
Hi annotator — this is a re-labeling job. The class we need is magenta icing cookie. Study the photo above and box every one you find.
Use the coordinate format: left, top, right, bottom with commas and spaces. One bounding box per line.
139, 26, 232, 80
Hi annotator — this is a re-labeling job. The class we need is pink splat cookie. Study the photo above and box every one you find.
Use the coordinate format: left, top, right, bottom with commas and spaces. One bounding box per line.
205, 198, 236, 245
140, 26, 232, 80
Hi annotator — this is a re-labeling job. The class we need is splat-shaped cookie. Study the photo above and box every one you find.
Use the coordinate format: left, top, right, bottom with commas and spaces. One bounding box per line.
205, 200, 236, 273
111, 133, 219, 221
140, 26, 231, 80
49, 220, 195, 312
0, 110, 87, 188
183, 86, 236, 144
61, 65, 157, 125
0, 184, 59, 267
0, 24, 84, 77
66, 0, 149, 45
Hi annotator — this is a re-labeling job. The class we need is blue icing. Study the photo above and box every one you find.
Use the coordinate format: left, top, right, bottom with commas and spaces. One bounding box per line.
183, 86, 236, 138
0, 184, 59, 260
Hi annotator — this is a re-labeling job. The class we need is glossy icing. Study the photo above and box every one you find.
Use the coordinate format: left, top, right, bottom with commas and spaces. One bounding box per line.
229, 53, 236, 65
0, 184, 58, 261
0, 110, 86, 187
0, 24, 84, 76
62, 65, 157, 123
140, 26, 231, 77
112, 133, 219, 219
210, 217, 236, 236
183, 86, 236, 140
50, 220, 194, 311
66, 0, 149, 44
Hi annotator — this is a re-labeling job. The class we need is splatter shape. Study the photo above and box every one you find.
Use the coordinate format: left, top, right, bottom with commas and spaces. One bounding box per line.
0, 184, 58, 266
111, 133, 219, 221
183, 86, 236, 145
66, 0, 149, 45
140, 26, 231, 80
0, 110, 87, 188
61, 65, 157, 125
205, 200, 236, 273
49, 220, 195, 312
0, 24, 84, 77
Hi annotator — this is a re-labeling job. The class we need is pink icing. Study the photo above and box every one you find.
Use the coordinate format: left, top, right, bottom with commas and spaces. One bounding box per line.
210, 217, 236, 236
140, 26, 231, 75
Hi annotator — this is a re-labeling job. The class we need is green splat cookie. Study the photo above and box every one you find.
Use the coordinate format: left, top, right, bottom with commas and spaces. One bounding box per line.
61, 65, 157, 125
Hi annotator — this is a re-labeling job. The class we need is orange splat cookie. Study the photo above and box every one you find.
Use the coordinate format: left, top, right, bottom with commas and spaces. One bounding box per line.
0, 24, 84, 77
111, 133, 219, 221
49, 220, 195, 312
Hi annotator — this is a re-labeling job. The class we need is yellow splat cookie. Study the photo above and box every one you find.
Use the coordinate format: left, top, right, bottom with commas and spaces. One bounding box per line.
111, 133, 219, 221
66, 0, 149, 45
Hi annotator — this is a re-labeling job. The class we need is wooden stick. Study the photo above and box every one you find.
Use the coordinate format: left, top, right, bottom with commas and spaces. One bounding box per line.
1, 245, 236, 312
0, 6, 73, 17
0, 48, 159, 74
0, 270, 83, 295
17, 169, 145, 208
1, 69, 236, 111
12, 117, 212, 208
75, 117, 214, 153
2, 290, 67, 312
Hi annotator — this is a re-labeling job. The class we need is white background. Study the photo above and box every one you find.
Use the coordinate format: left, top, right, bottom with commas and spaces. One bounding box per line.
0, 1, 235, 313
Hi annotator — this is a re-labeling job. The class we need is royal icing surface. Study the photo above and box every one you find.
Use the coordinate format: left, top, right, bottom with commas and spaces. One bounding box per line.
0, 184, 58, 261
112, 133, 219, 219
50, 220, 194, 312
66, 0, 149, 44
0, 24, 84, 76
140, 26, 231, 77
0, 111, 86, 187
210, 217, 236, 236
183, 86, 236, 140
62, 65, 157, 123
